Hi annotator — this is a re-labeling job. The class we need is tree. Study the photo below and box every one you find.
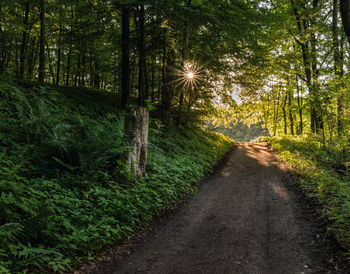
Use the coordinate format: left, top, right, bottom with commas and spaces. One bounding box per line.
121, 4, 130, 109
340, 0, 350, 43
38, 0, 45, 82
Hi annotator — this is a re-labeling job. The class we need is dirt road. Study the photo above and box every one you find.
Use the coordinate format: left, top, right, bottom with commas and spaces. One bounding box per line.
81, 143, 344, 274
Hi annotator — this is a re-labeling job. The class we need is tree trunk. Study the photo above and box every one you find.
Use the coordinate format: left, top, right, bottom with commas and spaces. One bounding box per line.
337, 35, 345, 135
74, 53, 80, 86
15, 39, 19, 78
273, 87, 280, 136
0, 3, 4, 73
66, 44, 72, 86
150, 43, 155, 102
46, 41, 55, 83
19, 2, 30, 80
94, 60, 100, 89
137, 5, 146, 106
123, 106, 149, 177
56, 22, 62, 85
334, 0, 345, 135
121, 5, 130, 109
296, 77, 303, 134
288, 88, 294, 135
340, 0, 350, 44
282, 91, 288, 135
27, 37, 38, 79
81, 53, 86, 86
161, 29, 168, 112
38, 0, 46, 82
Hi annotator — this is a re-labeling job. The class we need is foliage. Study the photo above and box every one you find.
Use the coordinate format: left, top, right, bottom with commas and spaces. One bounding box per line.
0, 0, 275, 125
267, 136, 350, 254
0, 78, 233, 273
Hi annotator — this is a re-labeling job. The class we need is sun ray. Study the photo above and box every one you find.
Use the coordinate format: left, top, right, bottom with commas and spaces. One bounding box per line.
172, 61, 204, 90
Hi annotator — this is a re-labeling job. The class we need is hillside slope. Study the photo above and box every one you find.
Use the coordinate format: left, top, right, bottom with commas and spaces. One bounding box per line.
0, 77, 233, 273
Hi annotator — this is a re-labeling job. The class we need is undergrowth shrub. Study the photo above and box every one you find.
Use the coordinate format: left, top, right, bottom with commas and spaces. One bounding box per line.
0, 78, 233, 273
267, 136, 350, 255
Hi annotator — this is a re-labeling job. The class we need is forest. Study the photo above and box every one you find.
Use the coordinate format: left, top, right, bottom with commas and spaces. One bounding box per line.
0, 0, 350, 273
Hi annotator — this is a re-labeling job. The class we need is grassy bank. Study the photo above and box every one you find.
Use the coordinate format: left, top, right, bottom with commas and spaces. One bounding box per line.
0, 77, 233, 273
267, 136, 350, 255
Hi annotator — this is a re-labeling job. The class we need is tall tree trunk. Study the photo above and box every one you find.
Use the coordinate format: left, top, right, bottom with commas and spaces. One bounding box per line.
310, 19, 323, 133
75, 53, 81, 86
144, 61, 149, 101
66, 44, 72, 86
282, 91, 288, 135
161, 29, 168, 111
334, 0, 345, 135
288, 88, 294, 135
56, 22, 62, 85
94, 60, 100, 89
46, 41, 55, 83
337, 35, 345, 135
38, 0, 46, 82
262, 94, 270, 135
19, 2, 30, 80
340, 0, 350, 44
27, 37, 38, 79
121, 5, 130, 109
89, 52, 94, 86
137, 5, 146, 106
273, 86, 280, 136
150, 42, 155, 102
81, 53, 86, 86
296, 77, 303, 134
0, 3, 4, 74
15, 39, 19, 78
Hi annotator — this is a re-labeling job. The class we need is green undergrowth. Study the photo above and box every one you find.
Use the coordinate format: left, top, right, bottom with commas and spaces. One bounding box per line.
0, 77, 233, 273
267, 136, 350, 256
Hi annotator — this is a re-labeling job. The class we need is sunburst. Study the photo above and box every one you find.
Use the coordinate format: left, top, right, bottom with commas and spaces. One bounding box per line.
174, 61, 203, 89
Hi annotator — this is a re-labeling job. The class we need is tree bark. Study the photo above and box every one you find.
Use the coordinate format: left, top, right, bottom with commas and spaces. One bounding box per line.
340, 0, 350, 44
27, 37, 38, 79
74, 53, 80, 86
282, 91, 288, 135
334, 0, 345, 135
161, 29, 168, 111
123, 107, 149, 177
296, 77, 303, 134
288, 88, 294, 135
0, 3, 4, 73
337, 35, 345, 135
56, 21, 62, 85
66, 44, 72, 86
38, 0, 46, 82
137, 5, 146, 106
19, 2, 30, 80
46, 41, 55, 83
273, 86, 280, 136
121, 5, 130, 109
94, 59, 100, 89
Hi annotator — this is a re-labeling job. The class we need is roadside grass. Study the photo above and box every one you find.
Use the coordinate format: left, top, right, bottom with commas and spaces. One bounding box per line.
267, 136, 350, 256
0, 77, 233, 273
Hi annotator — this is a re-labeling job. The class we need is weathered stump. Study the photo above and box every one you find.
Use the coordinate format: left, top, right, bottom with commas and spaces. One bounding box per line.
123, 106, 149, 177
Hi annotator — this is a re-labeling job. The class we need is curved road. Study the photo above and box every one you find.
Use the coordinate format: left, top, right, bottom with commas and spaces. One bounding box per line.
79, 143, 343, 274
